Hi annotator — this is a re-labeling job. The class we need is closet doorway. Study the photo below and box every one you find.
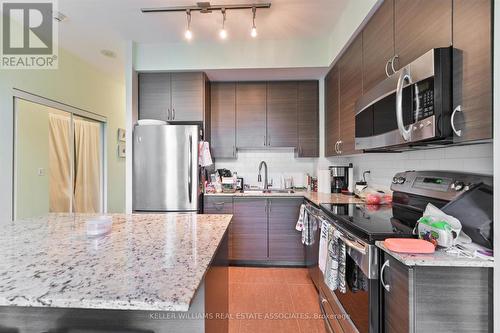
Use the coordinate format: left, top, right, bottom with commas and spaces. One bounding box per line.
13, 91, 106, 220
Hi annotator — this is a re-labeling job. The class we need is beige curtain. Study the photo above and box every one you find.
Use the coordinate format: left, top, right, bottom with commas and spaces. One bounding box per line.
48, 113, 72, 212
74, 118, 102, 213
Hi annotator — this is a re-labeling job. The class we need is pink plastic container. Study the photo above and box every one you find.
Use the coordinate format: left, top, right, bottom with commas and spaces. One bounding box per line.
384, 238, 435, 254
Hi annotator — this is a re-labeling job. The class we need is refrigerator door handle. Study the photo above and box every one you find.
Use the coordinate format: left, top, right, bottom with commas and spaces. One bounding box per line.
188, 134, 193, 204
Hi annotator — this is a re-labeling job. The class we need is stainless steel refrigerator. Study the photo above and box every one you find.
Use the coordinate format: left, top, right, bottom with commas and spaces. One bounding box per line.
133, 124, 199, 212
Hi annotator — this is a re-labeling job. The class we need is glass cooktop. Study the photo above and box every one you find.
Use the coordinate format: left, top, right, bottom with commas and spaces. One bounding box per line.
319, 203, 416, 243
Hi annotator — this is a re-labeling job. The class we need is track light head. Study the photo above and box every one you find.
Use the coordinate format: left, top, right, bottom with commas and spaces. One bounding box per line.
251, 6, 257, 38
185, 9, 193, 40
219, 9, 227, 39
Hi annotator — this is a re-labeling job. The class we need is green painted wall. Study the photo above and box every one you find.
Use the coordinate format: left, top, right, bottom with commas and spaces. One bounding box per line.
15, 101, 52, 219
0, 48, 125, 222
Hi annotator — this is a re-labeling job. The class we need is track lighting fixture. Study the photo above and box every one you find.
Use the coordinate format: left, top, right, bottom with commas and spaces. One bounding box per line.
141, 2, 271, 41
251, 6, 257, 38
184, 9, 193, 40
219, 9, 227, 39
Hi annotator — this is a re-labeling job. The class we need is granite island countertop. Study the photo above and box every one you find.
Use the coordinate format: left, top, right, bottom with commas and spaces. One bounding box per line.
205, 191, 364, 206
0, 213, 232, 312
376, 241, 494, 268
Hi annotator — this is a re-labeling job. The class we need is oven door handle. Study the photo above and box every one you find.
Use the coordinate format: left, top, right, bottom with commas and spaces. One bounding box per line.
341, 236, 367, 255
319, 296, 335, 333
330, 223, 368, 255
396, 67, 417, 142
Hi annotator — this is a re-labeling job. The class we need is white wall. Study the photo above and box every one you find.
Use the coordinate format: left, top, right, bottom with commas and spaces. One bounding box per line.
135, 38, 329, 71
326, 0, 380, 65
215, 149, 316, 188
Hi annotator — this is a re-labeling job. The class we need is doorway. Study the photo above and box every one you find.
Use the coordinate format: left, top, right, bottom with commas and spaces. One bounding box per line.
13, 93, 106, 220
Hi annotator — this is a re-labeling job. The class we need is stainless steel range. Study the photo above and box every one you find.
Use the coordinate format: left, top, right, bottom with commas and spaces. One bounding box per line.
305, 170, 493, 333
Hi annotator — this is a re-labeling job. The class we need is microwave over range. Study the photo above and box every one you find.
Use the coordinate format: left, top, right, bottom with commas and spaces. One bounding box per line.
355, 47, 453, 151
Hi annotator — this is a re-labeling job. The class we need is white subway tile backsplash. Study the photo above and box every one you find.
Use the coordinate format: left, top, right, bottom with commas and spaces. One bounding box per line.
215, 143, 493, 192
215, 149, 316, 188
344, 143, 493, 188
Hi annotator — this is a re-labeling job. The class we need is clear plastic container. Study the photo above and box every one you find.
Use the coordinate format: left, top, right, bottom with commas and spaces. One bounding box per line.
86, 216, 113, 237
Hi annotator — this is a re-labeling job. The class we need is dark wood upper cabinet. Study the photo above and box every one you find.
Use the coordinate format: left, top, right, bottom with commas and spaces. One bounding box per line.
268, 198, 304, 263
231, 198, 268, 261
394, 0, 452, 71
138, 73, 171, 121
452, 0, 492, 142
211, 80, 318, 154
236, 83, 267, 148
170, 72, 206, 122
298, 81, 319, 157
325, 66, 340, 157
338, 35, 363, 156
138, 72, 208, 124
362, 0, 394, 93
210, 82, 236, 158
267, 82, 298, 147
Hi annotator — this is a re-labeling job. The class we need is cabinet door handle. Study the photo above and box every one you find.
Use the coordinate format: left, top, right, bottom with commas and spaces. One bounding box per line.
334, 141, 338, 154
172, 108, 176, 120
268, 134, 271, 146
385, 59, 392, 78
380, 260, 391, 292
338, 140, 343, 155
167, 108, 171, 120
451, 105, 463, 137
264, 135, 267, 146
390, 54, 399, 75
269, 200, 272, 213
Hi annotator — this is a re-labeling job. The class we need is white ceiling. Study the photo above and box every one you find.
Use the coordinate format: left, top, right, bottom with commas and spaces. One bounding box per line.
57, 0, 350, 78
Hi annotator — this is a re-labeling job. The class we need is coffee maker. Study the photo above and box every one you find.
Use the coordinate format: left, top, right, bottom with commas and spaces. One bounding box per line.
329, 164, 354, 194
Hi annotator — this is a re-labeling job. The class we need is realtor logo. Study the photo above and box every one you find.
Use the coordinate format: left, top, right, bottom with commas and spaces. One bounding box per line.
1, 0, 58, 69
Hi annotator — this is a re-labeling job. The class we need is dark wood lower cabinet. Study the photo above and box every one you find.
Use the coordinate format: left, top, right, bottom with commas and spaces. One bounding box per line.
205, 196, 304, 265
268, 198, 304, 262
381, 253, 493, 332
231, 198, 268, 261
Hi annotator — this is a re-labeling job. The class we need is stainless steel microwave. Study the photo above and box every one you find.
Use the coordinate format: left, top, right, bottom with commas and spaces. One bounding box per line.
355, 48, 453, 151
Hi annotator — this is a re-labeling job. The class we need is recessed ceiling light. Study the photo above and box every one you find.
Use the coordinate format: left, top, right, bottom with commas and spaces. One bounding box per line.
100, 49, 116, 58
53, 11, 67, 22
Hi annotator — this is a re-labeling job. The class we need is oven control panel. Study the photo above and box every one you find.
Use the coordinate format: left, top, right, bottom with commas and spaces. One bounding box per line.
391, 170, 493, 202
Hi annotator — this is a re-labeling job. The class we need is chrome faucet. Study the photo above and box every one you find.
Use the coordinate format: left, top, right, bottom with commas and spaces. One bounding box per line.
258, 161, 269, 191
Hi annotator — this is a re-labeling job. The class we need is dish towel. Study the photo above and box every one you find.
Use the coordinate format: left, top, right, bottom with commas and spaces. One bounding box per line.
318, 219, 330, 273
346, 256, 369, 293
324, 228, 347, 293
302, 209, 313, 245
198, 141, 213, 167
296, 204, 306, 231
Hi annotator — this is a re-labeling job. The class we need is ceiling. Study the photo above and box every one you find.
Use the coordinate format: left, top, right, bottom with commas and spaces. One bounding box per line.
57, 0, 350, 79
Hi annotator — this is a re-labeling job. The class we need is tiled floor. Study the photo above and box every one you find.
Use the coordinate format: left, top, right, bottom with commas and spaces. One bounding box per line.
228, 267, 327, 333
